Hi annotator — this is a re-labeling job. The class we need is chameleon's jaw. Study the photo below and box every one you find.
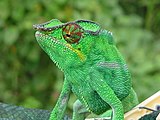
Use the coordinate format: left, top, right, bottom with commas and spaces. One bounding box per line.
35, 31, 64, 46
35, 31, 86, 62
35, 31, 71, 55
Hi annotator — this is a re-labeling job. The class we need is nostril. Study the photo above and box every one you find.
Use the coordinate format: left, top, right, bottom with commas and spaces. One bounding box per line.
33, 24, 39, 30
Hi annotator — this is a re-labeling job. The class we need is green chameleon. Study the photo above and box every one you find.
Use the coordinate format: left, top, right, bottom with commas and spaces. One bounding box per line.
33, 19, 138, 120
0, 19, 138, 120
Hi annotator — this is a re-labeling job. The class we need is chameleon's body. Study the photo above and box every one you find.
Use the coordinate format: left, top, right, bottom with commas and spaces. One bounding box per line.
33, 19, 138, 120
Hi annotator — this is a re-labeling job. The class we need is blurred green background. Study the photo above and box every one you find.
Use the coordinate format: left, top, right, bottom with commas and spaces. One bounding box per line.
0, 0, 160, 114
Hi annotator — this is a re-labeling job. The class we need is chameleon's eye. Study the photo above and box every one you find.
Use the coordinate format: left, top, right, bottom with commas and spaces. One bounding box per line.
62, 23, 83, 44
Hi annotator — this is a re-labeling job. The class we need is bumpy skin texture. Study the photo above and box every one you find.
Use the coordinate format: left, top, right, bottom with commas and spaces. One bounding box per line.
33, 19, 138, 120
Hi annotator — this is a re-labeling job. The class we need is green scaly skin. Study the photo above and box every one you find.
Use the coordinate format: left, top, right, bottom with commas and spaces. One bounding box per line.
33, 19, 138, 120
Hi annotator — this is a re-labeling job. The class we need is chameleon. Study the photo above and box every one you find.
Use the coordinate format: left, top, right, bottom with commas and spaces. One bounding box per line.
0, 19, 138, 120
33, 19, 139, 120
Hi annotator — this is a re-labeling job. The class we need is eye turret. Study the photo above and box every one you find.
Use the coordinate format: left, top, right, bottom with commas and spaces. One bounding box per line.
62, 23, 83, 44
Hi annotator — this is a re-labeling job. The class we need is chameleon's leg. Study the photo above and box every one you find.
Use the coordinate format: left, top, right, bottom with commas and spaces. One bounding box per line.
101, 88, 138, 118
122, 88, 138, 112
94, 84, 124, 120
90, 71, 124, 120
72, 99, 90, 120
49, 80, 71, 120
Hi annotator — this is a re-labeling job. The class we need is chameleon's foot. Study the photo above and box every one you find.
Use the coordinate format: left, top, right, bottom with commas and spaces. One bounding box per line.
72, 99, 90, 120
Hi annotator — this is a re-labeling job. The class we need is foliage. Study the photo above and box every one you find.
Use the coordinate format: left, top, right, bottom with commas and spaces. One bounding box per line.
0, 0, 160, 114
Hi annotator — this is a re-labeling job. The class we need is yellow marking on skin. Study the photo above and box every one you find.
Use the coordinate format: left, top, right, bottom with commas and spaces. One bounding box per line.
74, 49, 86, 61
66, 44, 86, 61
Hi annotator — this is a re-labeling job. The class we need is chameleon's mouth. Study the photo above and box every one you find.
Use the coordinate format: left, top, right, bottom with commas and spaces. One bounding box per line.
35, 31, 85, 61
35, 31, 65, 46
35, 31, 86, 61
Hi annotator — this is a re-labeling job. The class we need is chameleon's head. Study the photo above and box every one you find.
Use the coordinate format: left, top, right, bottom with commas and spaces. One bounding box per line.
33, 19, 102, 70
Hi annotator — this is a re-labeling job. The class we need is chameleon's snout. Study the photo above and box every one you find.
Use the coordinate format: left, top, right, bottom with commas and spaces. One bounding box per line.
33, 24, 52, 31
33, 21, 54, 32
33, 24, 40, 30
